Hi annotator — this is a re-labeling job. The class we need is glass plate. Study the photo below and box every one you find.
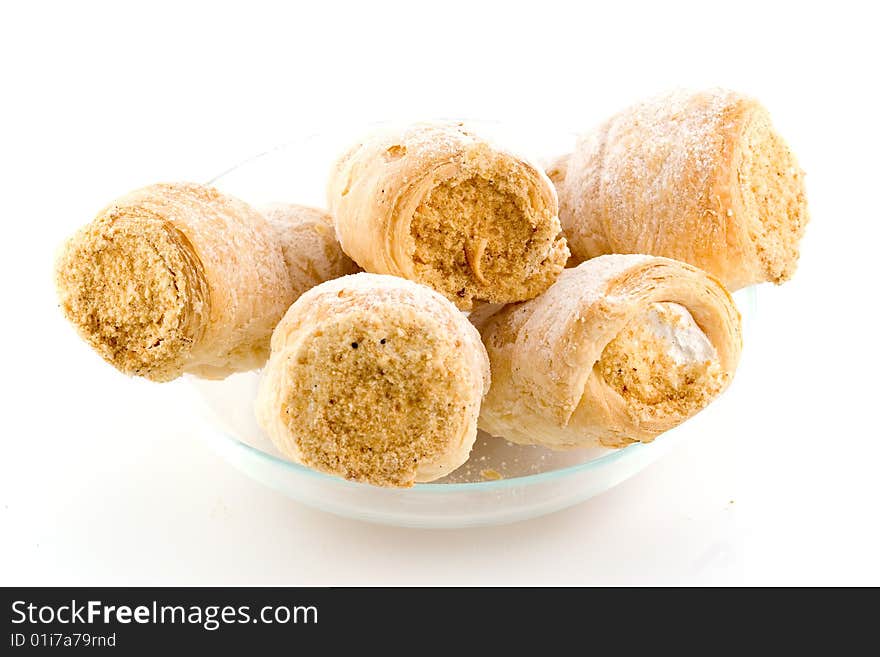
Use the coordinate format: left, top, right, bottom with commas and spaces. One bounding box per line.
191, 123, 757, 528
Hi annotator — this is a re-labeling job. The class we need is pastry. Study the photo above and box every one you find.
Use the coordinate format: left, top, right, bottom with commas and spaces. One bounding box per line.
255, 273, 490, 487
327, 122, 569, 310
56, 185, 348, 381
545, 153, 569, 190
477, 254, 742, 448
555, 89, 809, 290
260, 203, 360, 297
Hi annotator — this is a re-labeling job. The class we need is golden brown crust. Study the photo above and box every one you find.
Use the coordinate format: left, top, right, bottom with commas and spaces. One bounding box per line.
56, 183, 294, 381
556, 90, 808, 290
477, 254, 742, 448
328, 122, 569, 310
255, 273, 490, 487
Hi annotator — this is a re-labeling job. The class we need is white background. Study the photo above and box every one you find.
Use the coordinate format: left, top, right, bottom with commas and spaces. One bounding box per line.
2, 1, 878, 585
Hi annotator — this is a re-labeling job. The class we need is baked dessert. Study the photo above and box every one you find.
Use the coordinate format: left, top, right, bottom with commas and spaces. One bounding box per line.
545, 153, 569, 190
477, 254, 742, 448
56, 184, 350, 381
327, 122, 569, 310
554, 89, 809, 290
255, 273, 490, 487
260, 203, 360, 297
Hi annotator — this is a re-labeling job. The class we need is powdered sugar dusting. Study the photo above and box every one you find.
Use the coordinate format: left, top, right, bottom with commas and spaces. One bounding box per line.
600, 89, 736, 232
563, 89, 748, 262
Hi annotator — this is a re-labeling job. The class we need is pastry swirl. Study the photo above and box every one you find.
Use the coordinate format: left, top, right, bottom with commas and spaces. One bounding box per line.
555, 89, 809, 290
56, 185, 352, 381
255, 273, 490, 487
476, 254, 742, 448
328, 122, 569, 310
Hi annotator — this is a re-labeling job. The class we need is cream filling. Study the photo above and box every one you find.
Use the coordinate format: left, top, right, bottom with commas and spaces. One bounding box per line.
642, 303, 716, 365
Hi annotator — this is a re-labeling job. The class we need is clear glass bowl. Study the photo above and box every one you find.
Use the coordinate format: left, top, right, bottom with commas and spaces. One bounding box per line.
192, 124, 757, 528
